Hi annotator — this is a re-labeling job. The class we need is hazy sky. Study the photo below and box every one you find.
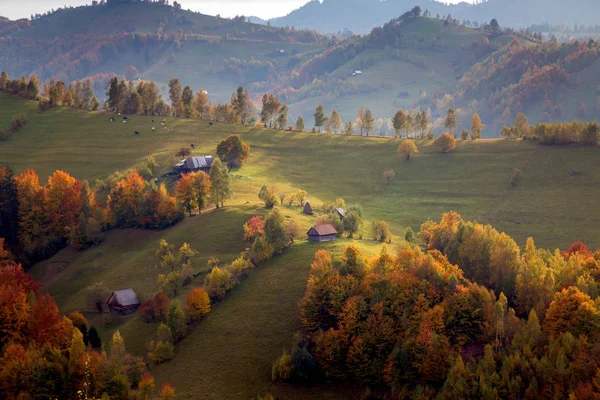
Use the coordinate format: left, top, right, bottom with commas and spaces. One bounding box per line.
4, 0, 469, 20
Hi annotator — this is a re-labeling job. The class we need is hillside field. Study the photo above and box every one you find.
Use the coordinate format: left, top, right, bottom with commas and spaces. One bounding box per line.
3, 92, 600, 397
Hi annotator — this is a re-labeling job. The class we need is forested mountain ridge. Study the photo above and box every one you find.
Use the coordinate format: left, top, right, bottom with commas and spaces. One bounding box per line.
2, 1, 600, 135
269, 0, 600, 34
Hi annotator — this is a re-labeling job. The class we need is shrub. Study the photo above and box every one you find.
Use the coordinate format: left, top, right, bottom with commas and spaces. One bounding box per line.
204, 266, 235, 300
371, 220, 391, 242
10, 113, 28, 133
511, 168, 523, 187
251, 235, 274, 264
229, 256, 255, 278
140, 292, 171, 323
434, 133, 457, 153
146, 323, 175, 364
272, 350, 294, 382
404, 227, 415, 242
243, 216, 265, 242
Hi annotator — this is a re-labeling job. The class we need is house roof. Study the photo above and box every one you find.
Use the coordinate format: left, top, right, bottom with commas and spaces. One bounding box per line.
308, 224, 338, 236
336, 208, 346, 218
110, 289, 140, 307
183, 156, 214, 170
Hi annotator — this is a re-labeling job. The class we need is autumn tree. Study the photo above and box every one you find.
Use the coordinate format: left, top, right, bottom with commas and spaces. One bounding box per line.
258, 185, 278, 208
314, 105, 326, 133
146, 323, 175, 363
434, 133, 457, 153
514, 112, 530, 138
328, 110, 342, 134
216, 135, 250, 169
471, 113, 484, 139
261, 94, 281, 128
276, 104, 289, 130
175, 173, 196, 216
371, 220, 391, 242
243, 216, 265, 241
544, 286, 600, 338
397, 140, 419, 160
286, 220, 301, 243
296, 116, 305, 131
0, 167, 18, 249
168, 77, 183, 115
193, 89, 209, 119
186, 288, 211, 322
393, 109, 407, 138
444, 109, 457, 134
209, 158, 231, 208
363, 109, 375, 136
264, 208, 289, 254
344, 121, 354, 136
231, 86, 252, 124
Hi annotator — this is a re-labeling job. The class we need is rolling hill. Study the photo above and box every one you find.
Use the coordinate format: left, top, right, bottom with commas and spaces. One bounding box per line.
269, 0, 600, 34
2, 1, 600, 137
3, 91, 600, 397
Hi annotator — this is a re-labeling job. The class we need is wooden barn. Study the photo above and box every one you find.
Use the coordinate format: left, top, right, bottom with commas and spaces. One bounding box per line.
174, 156, 214, 173
107, 289, 140, 315
307, 224, 338, 242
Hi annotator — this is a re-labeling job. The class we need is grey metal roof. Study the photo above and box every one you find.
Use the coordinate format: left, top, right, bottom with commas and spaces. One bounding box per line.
336, 208, 346, 218
183, 156, 214, 170
112, 289, 140, 306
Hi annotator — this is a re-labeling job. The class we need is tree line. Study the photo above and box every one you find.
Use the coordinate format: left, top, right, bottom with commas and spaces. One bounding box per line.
273, 211, 600, 399
501, 112, 600, 146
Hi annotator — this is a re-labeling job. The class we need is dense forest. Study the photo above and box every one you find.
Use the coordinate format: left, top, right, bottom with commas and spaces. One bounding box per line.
274, 212, 600, 399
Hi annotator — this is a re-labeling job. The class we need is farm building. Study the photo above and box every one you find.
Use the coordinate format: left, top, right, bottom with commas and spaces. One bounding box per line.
175, 155, 214, 173
303, 201, 314, 215
352, 70, 362, 76
307, 224, 338, 242
107, 289, 140, 315
335, 208, 346, 219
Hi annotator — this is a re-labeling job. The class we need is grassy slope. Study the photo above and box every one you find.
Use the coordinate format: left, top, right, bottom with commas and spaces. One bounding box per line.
1, 92, 598, 250
288, 17, 518, 125
4, 92, 600, 397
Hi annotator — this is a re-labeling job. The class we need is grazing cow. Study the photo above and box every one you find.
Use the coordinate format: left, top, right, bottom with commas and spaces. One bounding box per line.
209, 122, 213, 126
109, 117, 115, 122
135, 131, 140, 135
123, 120, 127, 124
123, 116, 128, 120
151, 119, 155, 123
152, 127, 155, 132
118, 113, 121, 116
191, 144, 195, 149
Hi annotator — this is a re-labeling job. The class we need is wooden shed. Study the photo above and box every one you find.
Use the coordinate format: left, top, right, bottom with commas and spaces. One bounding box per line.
303, 201, 314, 215
335, 208, 346, 219
174, 156, 214, 173
307, 224, 338, 242
107, 289, 140, 315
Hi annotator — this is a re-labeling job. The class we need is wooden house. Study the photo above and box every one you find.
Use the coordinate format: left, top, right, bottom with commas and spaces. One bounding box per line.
174, 156, 214, 173
107, 289, 140, 315
307, 224, 338, 242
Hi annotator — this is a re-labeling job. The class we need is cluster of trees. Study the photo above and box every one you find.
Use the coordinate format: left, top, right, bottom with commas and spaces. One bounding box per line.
205, 209, 298, 303
273, 212, 600, 398
0, 167, 104, 265
0, 250, 176, 399
501, 113, 600, 146
105, 170, 184, 230
144, 241, 211, 364
0, 72, 40, 100
106, 76, 168, 115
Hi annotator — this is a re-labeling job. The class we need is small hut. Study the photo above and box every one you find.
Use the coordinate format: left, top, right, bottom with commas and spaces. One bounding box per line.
303, 201, 314, 215
307, 224, 338, 242
335, 208, 346, 219
174, 156, 214, 173
107, 289, 140, 315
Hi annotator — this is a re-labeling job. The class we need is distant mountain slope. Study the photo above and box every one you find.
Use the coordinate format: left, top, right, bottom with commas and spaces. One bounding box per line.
269, 0, 600, 33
